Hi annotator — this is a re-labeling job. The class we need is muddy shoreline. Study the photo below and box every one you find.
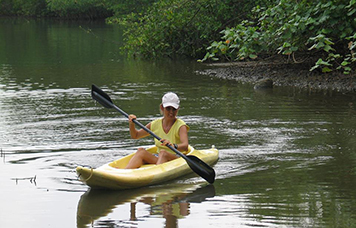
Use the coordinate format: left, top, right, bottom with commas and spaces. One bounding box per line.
197, 60, 356, 93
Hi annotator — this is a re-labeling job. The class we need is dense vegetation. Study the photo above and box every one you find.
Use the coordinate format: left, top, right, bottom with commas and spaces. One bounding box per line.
1, 0, 355, 74
113, 0, 273, 59
0, 0, 153, 19
0, 0, 48, 16
200, 0, 356, 75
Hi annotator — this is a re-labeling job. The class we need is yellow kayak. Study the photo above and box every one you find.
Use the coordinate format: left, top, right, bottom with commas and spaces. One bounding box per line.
76, 145, 219, 190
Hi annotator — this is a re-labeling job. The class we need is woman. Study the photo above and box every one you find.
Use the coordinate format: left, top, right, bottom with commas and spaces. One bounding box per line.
125, 92, 189, 169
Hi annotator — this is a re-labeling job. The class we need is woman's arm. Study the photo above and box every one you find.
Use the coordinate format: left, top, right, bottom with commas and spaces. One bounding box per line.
176, 125, 189, 151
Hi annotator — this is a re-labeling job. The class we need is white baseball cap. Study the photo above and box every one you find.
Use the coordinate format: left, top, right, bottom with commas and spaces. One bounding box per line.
162, 92, 180, 109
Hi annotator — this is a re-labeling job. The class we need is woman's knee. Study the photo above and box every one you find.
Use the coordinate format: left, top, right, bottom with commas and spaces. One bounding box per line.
158, 150, 170, 159
158, 150, 177, 163
135, 147, 147, 156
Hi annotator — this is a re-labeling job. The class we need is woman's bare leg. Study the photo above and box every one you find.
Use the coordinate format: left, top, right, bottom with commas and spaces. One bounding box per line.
157, 150, 178, 164
125, 148, 158, 169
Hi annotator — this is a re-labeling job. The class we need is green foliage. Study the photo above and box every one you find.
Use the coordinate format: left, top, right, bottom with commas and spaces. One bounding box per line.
200, 22, 264, 62
308, 33, 356, 74
45, 0, 112, 19
0, 0, 114, 18
118, 0, 273, 59
46, 0, 154, 19
202, 0, 356, 74
105, 0, 156, 20
0, 0, 156, 19
0, 0, 47, 16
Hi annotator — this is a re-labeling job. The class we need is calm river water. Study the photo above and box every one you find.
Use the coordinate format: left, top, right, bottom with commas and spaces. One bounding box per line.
1, 18, 356, 228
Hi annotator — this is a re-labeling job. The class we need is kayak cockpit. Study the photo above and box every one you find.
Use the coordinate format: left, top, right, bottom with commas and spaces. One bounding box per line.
107, 146, 194, 169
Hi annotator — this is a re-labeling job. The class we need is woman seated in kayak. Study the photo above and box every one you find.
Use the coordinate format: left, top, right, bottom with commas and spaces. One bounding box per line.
125, 92, 190, 169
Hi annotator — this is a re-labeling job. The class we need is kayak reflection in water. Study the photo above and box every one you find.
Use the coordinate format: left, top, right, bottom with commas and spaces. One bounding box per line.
125, 92, 190, 169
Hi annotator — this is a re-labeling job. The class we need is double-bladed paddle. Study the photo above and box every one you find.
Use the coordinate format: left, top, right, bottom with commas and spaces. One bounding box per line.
91, 84, 216, 184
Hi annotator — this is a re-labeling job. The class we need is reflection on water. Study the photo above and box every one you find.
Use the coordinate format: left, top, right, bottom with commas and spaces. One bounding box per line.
1, 18, 356, 228
77, 183, 215, 228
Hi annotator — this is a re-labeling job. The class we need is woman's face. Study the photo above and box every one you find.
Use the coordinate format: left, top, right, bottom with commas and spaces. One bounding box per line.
161, 105, 178, 118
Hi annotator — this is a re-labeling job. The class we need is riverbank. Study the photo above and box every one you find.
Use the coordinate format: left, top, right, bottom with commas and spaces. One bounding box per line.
197, 59, 356, 93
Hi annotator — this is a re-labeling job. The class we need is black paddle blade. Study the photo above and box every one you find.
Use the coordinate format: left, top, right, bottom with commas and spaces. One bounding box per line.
186, 155, 216, 184
91, 84, 114, 109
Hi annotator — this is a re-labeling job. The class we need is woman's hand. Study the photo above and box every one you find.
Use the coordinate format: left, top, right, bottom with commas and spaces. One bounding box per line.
160, 139, 173, 148
128, 114, 151, 140
128, 114, 137, 123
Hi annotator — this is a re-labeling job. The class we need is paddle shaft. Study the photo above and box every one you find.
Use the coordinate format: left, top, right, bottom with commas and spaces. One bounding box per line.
92, 90, 187, 158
